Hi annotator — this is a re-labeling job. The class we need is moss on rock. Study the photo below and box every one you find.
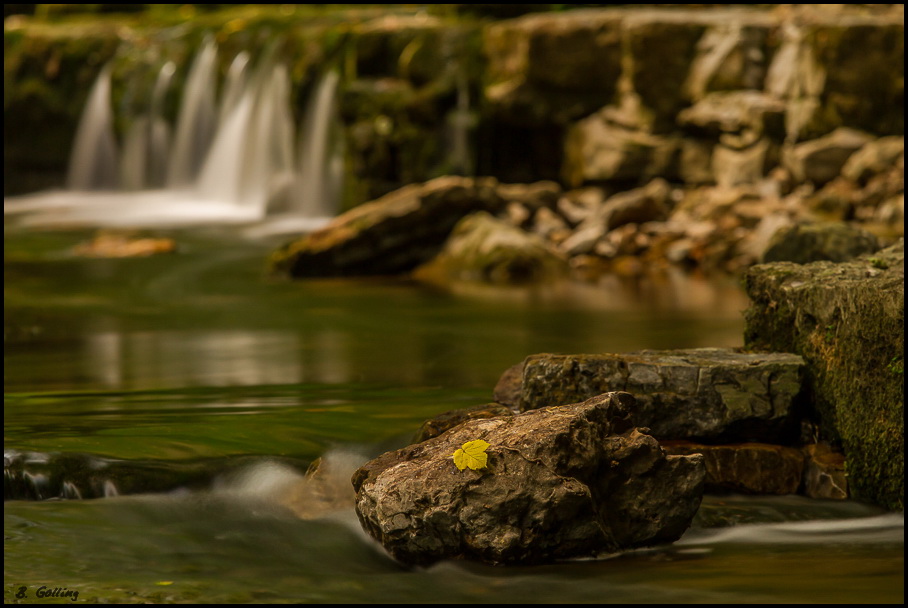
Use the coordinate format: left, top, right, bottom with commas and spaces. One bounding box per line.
743, 240, 904, 510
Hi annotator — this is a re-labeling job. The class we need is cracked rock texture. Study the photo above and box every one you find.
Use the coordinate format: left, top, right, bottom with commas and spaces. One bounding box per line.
516, 348, 806, 443
352, 392, 704, 566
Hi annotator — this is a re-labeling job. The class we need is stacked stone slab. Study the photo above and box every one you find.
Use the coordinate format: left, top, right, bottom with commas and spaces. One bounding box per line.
516, 348, 805, 443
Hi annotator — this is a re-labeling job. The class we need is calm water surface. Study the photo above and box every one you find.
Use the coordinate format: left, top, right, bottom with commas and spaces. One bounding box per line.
4, 227, 903, 604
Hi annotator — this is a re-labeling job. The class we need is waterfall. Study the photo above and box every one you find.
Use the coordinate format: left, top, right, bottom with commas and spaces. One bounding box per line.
120, 61, 175, 190
65, 63, 119, 191
196, 62, 296, 213
296, 69, 344, 219
446, 70, 476, 176
7, 40, 344, 231
167, 36, 219, 188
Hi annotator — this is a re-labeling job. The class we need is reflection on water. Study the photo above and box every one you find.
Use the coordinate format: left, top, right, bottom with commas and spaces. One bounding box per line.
83, 328, 306, 388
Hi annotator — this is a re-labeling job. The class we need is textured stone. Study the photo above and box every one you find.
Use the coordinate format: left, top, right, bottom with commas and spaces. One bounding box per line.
677, 91, 786, 142
661, 441, 804, 495
766, 18, 904, 141
518, 348, 805, 443
743, 240, 904, 510
413, 402, 514, 443
840, 136, 904, 185
353, 392, 704, 566
761, 221, 881, 264
492, 361, 524, 409
483, 10, 623, 125
269, 176, 506, 278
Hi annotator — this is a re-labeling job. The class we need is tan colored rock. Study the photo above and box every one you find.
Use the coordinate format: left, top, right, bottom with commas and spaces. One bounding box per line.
413, 211, 569, 284
782, 127, 875, 186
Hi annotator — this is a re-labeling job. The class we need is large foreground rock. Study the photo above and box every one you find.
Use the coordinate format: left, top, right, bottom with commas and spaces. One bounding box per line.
511, 348, 805, 443
352, 392, 704, 566
743, 240, 904, 510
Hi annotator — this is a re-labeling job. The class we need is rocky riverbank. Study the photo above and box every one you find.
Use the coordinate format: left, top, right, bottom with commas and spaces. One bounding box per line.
345, 241, 902, 565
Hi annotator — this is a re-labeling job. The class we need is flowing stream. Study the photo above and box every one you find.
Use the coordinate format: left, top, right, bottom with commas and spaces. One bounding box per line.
4, 228, 903, 604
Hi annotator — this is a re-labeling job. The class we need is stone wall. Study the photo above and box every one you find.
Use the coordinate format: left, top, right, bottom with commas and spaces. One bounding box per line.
5, 5, 903, 202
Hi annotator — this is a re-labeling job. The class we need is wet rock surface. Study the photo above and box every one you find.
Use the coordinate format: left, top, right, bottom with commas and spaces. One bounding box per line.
661, 441, 804, 495
743, 240, 904, 510
514, 348, 805, 443
269, 176, 506, 277
352, 392, 705, 566
2, 450, 309, 501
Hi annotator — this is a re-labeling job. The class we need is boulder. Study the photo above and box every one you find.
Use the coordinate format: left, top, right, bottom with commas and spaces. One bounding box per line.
683, 22, 772, 101
2, 450, 309, 501
743, 239, 904, 510
269, 176, 505, 278
765, 17, 904, 141
558, 179, 672, 256
711, 138, 776, 188
352, 392, 705, 566
515, 348, 805, 443
761, 221, 881, 264
413, 211, 569, 284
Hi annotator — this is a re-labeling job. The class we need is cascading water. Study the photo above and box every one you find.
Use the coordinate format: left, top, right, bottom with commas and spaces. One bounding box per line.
65, 63, 119, 192
5, 40, 344, 233
120, 61, 175, 190
167, 36, 219, 189
297, 69, 344, 219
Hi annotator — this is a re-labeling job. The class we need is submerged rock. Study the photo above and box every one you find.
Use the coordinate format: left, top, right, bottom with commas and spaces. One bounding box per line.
513, 348, 805, 443
72, 231, 177, 258
352, 392, 705, 566
743, 240, 904, 510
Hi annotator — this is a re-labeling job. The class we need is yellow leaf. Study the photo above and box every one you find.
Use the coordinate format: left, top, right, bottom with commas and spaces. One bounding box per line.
453, 439, 489, 471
